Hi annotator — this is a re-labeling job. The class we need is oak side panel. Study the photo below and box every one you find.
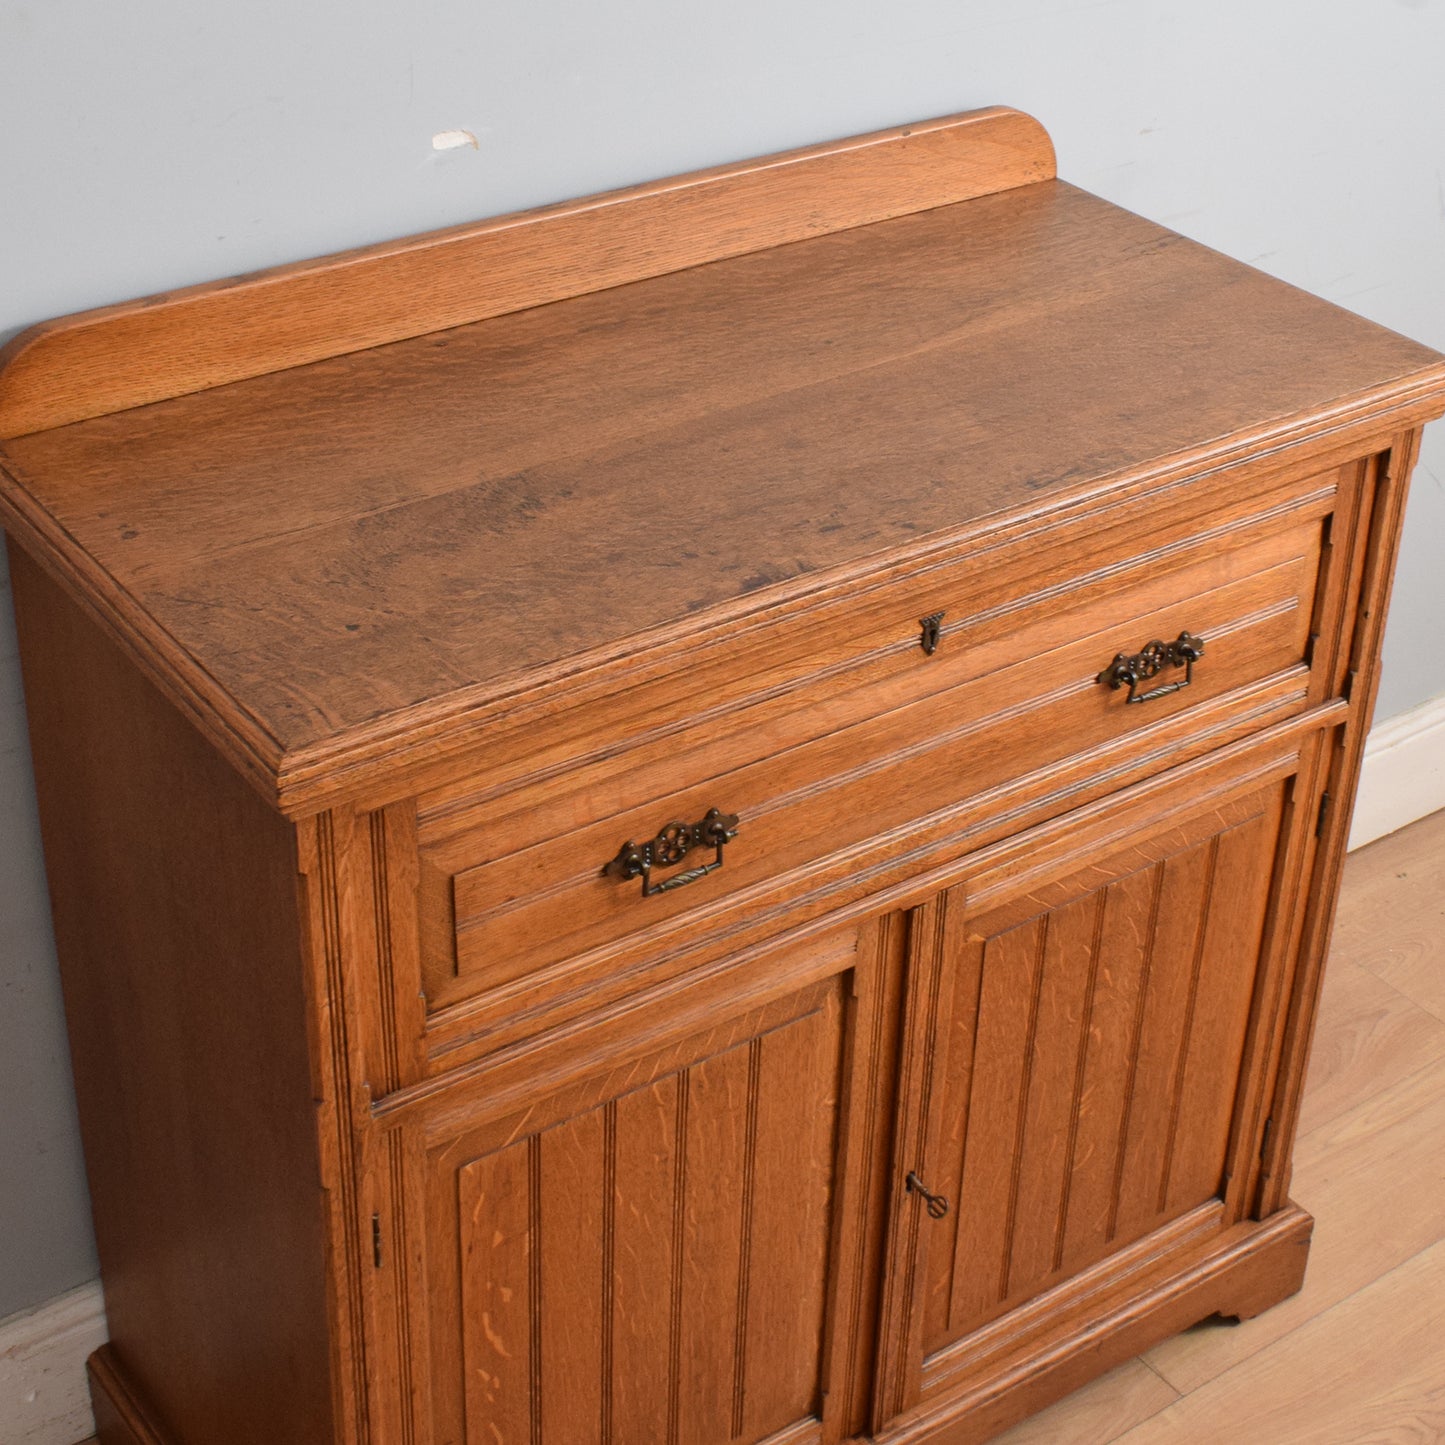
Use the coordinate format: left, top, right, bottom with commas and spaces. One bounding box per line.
0, 107, 1053, 437
8, 543, 334, 1445
1264, 432, 1423, 1179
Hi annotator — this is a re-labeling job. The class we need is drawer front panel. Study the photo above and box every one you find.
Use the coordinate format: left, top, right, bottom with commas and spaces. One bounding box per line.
409, 458, 1343, 830
416, 485, 1331, 1022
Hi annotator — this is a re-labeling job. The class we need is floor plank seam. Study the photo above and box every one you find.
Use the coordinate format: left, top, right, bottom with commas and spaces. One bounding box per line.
1295, 1047, 1445, 1144
1354, 958, 1445, 1028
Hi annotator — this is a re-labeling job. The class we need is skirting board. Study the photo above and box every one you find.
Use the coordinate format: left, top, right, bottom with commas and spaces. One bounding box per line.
0, 696, 1438, 1445
1349, 691, 1445, 850
0, 1282, 106, 1445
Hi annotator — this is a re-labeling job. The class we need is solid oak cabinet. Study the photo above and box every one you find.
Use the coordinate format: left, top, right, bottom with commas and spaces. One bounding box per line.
2, 108, 1443, 1444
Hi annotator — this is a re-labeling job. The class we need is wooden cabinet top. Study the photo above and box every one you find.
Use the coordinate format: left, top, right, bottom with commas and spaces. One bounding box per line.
3, 107, 1443, 814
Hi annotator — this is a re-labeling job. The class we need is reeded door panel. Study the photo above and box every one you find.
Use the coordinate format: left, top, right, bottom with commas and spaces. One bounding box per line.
874, 737, 1323, 1426
399, 964, 854, 1445
919, 789, 1280, 1354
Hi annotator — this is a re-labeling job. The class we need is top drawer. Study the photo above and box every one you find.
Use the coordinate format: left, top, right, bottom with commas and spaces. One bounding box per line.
409, 457, 1357, 1055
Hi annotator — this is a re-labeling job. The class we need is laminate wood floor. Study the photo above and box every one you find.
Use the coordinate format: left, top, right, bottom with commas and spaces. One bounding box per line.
996, 804, 1445, 1445
78, 807, 1445, 1445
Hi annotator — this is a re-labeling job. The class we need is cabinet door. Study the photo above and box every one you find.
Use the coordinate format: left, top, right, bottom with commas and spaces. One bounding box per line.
873, 740, 1322, 1425
372, 934, 879, 1445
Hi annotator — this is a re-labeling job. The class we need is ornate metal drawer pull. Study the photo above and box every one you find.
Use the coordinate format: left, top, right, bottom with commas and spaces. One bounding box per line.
603, 808, 741, 898
1097, 631, 1204, 704
905, 1171, 950, 1219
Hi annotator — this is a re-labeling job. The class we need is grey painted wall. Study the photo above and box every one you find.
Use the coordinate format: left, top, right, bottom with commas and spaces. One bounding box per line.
2, 0, 1443, 1321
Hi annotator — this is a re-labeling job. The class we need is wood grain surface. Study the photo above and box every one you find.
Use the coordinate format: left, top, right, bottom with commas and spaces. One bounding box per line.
15, 111, 1440, 1445
10, 548, 335, 1445
2, 169, 1442, 813
920, 788, 1284, 1361
0, 107, 1054, 438
428, 509, 1320, 1009
990, 806, 1445, 1444
361, 960, 864, 1445
1329, 802, 1445, 1019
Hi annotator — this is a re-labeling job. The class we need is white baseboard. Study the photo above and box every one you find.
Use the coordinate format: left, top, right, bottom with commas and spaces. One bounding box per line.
0, 1282, 107, 1445
1350, 692, 1445, 850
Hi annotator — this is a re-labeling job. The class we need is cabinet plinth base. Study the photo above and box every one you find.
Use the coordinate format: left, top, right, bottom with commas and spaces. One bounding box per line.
877, 1202, 1313, 1445
88, 1347, 173, 1445
85, 1204, 1311, 1445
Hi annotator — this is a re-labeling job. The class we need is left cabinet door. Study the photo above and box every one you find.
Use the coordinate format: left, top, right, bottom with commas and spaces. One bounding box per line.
368, 932, 882, 1445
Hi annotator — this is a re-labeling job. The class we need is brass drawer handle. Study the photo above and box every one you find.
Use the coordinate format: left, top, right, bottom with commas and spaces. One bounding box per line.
603, 808, 741, 898
1097, 631, 1204, 704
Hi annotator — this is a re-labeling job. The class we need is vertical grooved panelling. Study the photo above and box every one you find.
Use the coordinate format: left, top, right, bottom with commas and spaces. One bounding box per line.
456, 1138, 532, 1444
315, 812, 372, 1441
385, 1132, 415, 1445
667, 1070, 690, 1445
1053, 889, 1109, 1273
444, 985, 842, 1445
742, 1005, 839, 1437
528, 1135, 543, 1445
538, 1109, 607, 1441
1056, 864, 1160, 1278
602, 1100, 617, 1445
731, 1039, 764, 1440
1158, 837, 1222, 1213
874, 897, 951, 1427
1165, 807, 1281, 1215
943, 918, 1044, 1338
926, 938, 986, 1346
368, 811, 402, 1093
1109, 844, 1214, 1245
612, 1077, 678, 1443
1107, 862, 1165, 1244
1005, 891, 1102, 1300
677, 1045, 750, 1443
840, 917, 907, 1437
1000, 915, 1050, 1303
920, 781, 1293, 1364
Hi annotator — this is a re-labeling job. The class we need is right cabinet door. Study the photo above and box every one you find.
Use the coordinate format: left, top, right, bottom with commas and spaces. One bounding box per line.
873, 729, 1327, 1427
